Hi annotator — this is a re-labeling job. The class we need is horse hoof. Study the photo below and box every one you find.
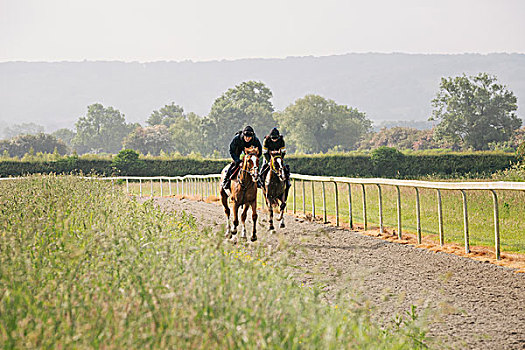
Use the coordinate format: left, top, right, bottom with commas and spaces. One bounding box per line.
280, 223, 285, 228
251, 236, 257, 242
269, 226, 274, 231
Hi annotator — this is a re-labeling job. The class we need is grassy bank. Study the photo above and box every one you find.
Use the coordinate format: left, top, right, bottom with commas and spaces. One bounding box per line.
0, 176, 429, 349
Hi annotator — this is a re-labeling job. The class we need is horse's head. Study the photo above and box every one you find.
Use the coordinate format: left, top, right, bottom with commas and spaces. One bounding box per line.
270, 150, 286, 182
241, 147, 259, 183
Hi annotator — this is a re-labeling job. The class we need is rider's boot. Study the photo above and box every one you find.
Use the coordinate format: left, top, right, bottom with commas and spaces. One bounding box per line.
221, 177, 231, 190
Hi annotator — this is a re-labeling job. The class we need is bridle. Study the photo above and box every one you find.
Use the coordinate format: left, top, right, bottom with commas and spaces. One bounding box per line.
238, 152, 259, 187
270, 152, 286, 182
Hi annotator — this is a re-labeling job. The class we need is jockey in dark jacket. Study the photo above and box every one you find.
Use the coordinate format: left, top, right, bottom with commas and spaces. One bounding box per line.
221, 125, 262, 190
258, 127, 290, 188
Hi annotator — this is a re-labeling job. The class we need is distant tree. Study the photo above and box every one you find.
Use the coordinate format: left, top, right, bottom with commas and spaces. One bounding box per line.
207, 81, 275, 155
169, 112, 209, 155
2, 122, 45, 139
0, 133, 68, 158
430, 73, 522, 150
277, 95, 371, 153
146, 103, 185, 127
52, 128, 76, 146
123, 125, 174, 156
71, 103, 135, 154
358, 127, 440, 151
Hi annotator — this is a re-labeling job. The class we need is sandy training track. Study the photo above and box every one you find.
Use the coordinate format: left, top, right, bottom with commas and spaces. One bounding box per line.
151, 196, 525, 349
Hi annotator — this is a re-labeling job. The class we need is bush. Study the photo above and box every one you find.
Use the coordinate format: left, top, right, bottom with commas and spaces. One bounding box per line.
371, 147, 405, 177
112, 149, 144, 175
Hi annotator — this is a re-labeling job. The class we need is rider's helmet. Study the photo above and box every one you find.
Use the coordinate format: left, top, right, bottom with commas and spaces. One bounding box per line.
270, 127, 280, 141
243, 125, 255, 137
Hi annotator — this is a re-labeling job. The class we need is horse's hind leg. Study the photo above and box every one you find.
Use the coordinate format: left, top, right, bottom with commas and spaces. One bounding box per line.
250, 200, 258, 242
240, 204, 249, 240
221, 189, 232, 238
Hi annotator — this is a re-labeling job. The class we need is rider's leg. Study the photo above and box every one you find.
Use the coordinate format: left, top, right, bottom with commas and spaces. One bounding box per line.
284, 164, 291, 188
258, 163, 269, 188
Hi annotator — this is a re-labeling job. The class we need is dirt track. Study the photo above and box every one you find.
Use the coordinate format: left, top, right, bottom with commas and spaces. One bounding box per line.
151, 197, 525, 350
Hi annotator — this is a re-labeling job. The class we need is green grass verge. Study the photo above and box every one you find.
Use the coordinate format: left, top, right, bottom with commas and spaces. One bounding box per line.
1, 176, 430, 349
286, 181, 525, 254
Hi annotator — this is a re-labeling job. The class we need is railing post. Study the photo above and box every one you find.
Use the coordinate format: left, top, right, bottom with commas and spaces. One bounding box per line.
361, 184, 367, 230
302, 180, 306, 216
292, 179, 296, 214
181, 179, 184, 196
169, 179, 172, 196
160, 178, 163, 197
311, 181, 316, 219
490, 190, 500, 260
396, 185, 402, 239
347, 183, 353, 229
126, 178, 129, 194
214, 178, 218, 197
150, 179, 153, 197
415, 187, 421, 244
293, 179, 296, 214
376, 184, 383, 234
437, 189, 444, 246
139, 179, 142, 197
322, 182, 327, 223
461, 190, 470, 254
333, 182, 339, 227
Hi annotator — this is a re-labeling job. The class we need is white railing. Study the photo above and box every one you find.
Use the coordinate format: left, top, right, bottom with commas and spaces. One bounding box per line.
2, 174, 524, 260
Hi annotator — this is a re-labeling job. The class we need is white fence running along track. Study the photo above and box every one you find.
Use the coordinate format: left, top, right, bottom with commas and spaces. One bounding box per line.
2, 174, 524, 260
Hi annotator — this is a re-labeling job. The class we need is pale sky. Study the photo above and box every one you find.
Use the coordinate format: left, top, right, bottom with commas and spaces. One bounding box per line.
1, 0, 525, 62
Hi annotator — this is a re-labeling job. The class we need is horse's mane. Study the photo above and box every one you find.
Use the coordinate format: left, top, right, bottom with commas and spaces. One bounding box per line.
245, 146, 258, 155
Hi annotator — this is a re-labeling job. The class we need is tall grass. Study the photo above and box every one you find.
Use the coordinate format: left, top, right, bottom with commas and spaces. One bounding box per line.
0, 175, 429, 349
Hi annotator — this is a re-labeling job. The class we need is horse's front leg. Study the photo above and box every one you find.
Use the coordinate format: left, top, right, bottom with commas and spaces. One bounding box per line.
250, 200, 258, 242
231, 202, 239, 237
278, 197, 286, 229
267, 197, 275, 232
240, 204, 249, 240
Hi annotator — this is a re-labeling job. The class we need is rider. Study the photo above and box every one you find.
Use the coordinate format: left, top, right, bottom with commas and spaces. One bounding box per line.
258, 127, 291, 188
221, 125, 262, 190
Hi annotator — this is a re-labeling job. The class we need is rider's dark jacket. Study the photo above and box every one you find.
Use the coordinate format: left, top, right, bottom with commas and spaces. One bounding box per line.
263, 135, 286, 162
229, 132, 262, 164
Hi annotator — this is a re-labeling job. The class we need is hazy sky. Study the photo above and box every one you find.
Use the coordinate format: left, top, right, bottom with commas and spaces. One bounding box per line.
1, 0, 525, 62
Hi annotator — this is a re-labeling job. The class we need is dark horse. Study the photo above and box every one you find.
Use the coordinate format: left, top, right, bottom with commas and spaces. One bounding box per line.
262, 150, 289, 231
220, 147, 259, 242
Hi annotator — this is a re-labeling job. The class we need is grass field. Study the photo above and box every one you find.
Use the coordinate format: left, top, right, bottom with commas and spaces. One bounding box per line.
0, 175, 429, 349
125, 178, 525, 254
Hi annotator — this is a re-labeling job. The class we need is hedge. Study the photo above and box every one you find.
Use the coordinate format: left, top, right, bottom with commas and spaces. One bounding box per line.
0, 153, 517, 179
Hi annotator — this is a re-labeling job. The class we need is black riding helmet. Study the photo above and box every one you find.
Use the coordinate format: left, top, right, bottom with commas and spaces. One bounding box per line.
243, 125, 255, 137
270, 127, 280, 139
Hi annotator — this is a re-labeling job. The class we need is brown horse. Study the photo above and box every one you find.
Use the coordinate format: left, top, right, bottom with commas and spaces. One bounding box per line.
220, 147, 259, 242
262, 150, 289, 231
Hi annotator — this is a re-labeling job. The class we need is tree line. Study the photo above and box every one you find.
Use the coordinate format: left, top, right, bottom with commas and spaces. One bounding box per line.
1, 73, 523, 158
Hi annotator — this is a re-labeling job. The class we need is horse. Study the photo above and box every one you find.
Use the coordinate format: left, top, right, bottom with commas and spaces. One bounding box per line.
220, 147, 259, 242
262, 150, 289, 231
